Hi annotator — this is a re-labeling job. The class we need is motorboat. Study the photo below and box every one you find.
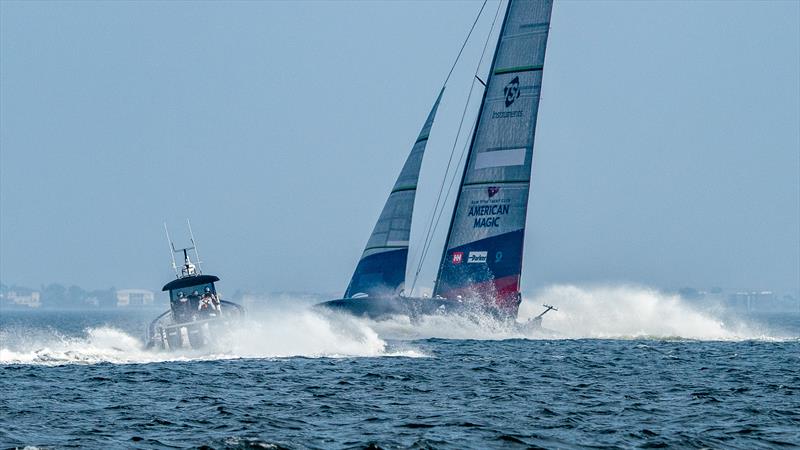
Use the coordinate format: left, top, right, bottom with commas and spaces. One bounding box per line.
146, 224, 244, 350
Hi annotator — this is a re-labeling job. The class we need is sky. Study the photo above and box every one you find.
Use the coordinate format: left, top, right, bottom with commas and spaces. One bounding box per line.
1, 0, 798, 296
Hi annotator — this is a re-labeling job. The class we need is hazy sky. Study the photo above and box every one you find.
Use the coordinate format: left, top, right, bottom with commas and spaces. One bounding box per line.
1, 1, 798, 296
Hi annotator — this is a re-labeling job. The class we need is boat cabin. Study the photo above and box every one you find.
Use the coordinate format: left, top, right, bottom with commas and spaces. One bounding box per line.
162, 274, 221, 323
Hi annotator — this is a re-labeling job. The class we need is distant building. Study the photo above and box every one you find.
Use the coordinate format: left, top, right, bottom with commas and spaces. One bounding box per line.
728, 291, 777, 312
116, 289, 155, 307
1, 290, 41, 308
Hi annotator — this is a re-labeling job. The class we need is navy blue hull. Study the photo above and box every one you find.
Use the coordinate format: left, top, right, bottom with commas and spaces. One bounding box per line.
315, 296, 517, 322
316, 297, 451, 320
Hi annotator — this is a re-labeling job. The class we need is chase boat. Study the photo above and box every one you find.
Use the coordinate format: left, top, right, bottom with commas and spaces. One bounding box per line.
146, 225, 244, 350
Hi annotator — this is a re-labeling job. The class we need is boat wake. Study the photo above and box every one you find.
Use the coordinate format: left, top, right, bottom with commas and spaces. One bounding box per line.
0, 307, 424, 366
518, 284, 794, 341
344, 284, 794, 342
0, 326, 174, 366
216, 307, 424, 359
1, 284, 792, 366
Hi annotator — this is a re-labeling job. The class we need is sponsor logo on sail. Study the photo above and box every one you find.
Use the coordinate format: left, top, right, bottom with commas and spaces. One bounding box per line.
452, 252, 464, 264
504, 76, 520, 107
468, 251, 488, 263
468, 203, 510, 228
488, 186, 500, 198
492, 110, 523, 119
492, 76, 535, 119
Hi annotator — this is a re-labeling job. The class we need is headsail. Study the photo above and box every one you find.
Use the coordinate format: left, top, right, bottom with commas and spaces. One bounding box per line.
433, 0, 553, 314
344, 89, 444, 298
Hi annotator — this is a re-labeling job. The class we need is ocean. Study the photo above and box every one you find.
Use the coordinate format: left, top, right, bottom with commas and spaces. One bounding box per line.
1, 286, 798, 449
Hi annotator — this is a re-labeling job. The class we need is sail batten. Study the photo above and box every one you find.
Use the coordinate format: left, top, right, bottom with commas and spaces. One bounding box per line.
433, 0, 553, 315
343, 89, 444, 299
494, 66, 543, 75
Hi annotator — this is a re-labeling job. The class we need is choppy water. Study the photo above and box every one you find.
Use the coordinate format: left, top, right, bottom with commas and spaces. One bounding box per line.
1, 286, 798, 449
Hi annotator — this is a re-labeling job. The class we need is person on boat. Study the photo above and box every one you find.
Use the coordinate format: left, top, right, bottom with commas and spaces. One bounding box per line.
202, 286, 221, 313
176, 292, 190, 322
170, 293, 180, 313
198, 288, 217, 317
198, 294, 212, 317
188, 290, 201, 320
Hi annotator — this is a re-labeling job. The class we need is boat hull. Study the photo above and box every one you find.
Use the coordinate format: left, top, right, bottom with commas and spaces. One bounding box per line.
150, 317, 231, 351
146, 300, 244, 351
316, 296, 522, 323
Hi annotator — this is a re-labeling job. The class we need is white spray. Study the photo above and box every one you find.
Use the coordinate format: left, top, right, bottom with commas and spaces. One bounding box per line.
1, 284, 792, 366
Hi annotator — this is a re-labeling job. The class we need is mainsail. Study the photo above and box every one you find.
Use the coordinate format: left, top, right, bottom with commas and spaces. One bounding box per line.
433, 0, 553, 314
344, 89, 444, 298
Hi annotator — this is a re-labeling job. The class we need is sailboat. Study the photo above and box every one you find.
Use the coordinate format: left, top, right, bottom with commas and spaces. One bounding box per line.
318, 0, 556, 326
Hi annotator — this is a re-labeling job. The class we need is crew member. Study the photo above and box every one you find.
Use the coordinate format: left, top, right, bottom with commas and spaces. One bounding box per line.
190, 290, 201, 320
176, 292, 190, 322
198, 294, 212, 316
203, 286, 221, 313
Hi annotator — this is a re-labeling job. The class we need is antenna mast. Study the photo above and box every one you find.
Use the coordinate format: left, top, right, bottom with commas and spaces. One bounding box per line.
164, 222, 179, 277
187, 219, 202, 272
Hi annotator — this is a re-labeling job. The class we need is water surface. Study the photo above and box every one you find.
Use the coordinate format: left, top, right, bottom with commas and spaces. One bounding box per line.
1, 305, 798, 449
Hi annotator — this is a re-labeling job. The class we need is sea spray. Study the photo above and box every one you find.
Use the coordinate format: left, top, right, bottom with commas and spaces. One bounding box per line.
519, 284, 776, 340
0, 285, 791, 366
356, 284, 787, 341
215, 306, 423, 358
357, 307, 536, 341
0, 306, 423, 366
0, 326, 182, 365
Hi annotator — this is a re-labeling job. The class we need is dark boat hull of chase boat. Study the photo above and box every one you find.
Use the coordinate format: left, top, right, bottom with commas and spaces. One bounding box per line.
146, 272, 245, 351
147, 299, 244, 351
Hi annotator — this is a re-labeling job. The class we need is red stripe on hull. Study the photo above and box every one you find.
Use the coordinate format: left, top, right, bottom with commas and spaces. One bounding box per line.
438, 275, 521, 317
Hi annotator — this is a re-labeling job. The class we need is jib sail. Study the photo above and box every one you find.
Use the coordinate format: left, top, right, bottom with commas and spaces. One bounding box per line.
344, 89, 444, 298
433, 0, 553, 314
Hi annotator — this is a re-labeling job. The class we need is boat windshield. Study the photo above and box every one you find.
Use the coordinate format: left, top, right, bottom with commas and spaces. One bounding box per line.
170, 283, 216, 302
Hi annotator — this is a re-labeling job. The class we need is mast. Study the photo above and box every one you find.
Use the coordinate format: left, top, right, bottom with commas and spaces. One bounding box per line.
344, 89, 444, 298
433, 0, 553, 316
164, 221, 203, 279
164, 222, 179, 277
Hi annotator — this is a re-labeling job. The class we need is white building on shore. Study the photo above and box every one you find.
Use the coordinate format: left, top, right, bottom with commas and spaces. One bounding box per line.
116, 289, 155, 307
1, 290, 41, 308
